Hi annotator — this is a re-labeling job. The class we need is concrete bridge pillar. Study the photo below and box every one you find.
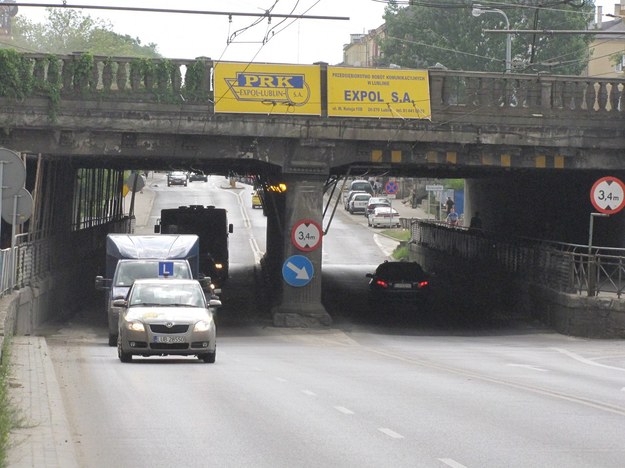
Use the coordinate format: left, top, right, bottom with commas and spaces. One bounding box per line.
271, 173, 331, 327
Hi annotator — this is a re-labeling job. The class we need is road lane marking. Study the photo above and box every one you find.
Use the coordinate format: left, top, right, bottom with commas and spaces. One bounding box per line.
364, 346, 625, 417
438, 458, 467, 468
249, 238, 263, 264
507, 363, 548, 372
301, 390, 316, 396
552, 347, 625, 372
378, 428, 404, 439
334, 406, 354, 415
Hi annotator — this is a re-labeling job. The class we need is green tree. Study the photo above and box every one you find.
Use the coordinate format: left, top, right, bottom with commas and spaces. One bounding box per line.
380, 0, 595, 75
9, 8, 160, 57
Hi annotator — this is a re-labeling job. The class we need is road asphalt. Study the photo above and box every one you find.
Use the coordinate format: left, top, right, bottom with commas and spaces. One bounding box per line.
6, 178, 432, 467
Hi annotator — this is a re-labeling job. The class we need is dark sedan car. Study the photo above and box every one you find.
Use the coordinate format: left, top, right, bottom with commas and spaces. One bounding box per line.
188, 171, 208, 182
366, 261, 430, 305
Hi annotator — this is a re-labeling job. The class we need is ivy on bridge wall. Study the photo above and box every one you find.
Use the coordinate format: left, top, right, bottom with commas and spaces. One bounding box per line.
0, 50, 211, 122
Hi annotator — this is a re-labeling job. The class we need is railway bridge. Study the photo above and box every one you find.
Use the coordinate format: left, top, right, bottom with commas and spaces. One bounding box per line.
1, 52, 624, 329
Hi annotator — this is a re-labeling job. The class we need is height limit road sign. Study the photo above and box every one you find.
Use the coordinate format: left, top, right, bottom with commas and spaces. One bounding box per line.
291, 218, 322, 252
590, 176, 625, 214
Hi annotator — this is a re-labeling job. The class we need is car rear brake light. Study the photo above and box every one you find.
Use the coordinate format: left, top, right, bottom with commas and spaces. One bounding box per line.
417, 281, 429, 288
375, 279, 388, 288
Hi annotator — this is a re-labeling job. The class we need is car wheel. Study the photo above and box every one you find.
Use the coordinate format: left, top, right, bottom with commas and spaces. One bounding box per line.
108, 333, 117, 347
118, 341, 132, 363
199, 350, 216, 363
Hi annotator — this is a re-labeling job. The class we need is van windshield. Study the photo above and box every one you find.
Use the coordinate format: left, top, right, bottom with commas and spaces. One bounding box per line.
114, 262, 191, 286
350, 182, 372, 193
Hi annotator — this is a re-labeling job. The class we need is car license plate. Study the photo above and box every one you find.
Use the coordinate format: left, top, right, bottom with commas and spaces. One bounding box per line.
154, 335, 185, 344
394, 283, 412, 289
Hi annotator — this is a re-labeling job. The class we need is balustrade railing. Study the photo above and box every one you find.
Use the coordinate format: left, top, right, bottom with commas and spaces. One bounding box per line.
3, 53, 624, 117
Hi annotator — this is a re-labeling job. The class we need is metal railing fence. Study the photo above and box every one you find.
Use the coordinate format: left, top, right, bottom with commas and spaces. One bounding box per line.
407, 219, 625, 298
0, 217, 134, 299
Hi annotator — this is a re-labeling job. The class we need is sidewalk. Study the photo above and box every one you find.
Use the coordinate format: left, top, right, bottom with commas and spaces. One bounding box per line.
7, 337, 79, 468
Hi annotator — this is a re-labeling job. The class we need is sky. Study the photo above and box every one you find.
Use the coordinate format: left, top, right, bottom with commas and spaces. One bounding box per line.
12, 0, 620, 65
14, 0, 389, 64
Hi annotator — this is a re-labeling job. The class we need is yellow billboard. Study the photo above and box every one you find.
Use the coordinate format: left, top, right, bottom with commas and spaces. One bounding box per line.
327, 67, 431, 119
214, 62, 321, 115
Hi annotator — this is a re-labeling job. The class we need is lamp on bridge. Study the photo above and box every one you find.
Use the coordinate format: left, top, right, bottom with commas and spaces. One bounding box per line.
472, 4, 512, 73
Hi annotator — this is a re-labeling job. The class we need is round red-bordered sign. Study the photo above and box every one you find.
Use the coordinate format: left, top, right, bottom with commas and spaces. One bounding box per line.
291, 218, 323, 252
590, 176, 625, 214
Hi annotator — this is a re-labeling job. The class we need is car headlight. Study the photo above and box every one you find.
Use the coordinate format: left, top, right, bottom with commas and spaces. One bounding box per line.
126, 321, 145, 332
214, 263, 223, 270
194, 319, 212, 332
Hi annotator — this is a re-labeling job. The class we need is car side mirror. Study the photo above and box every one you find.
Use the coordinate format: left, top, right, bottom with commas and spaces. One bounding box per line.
95, 276, 111, 290
365, 273, 373, 278
112, 298, 128, 308
209, 299, 222, 308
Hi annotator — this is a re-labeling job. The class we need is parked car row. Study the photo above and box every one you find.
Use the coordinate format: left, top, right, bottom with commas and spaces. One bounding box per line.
342, 190, 400, 228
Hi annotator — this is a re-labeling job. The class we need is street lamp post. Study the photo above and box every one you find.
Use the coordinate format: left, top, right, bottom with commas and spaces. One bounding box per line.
472, 4, 512, 73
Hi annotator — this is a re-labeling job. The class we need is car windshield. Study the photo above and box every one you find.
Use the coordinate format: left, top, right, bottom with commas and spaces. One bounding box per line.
375, 263, 425, 280
129, 283, 206, 308
115, 262, 191, 286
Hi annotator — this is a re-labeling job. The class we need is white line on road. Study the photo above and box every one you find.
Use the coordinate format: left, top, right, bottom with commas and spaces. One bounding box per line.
438, 458, 468, 468
249, 238, 263, 264
507, 363, 548, 372
301, 390, 316, 396
378, 428, 404, 439
552, 347, 625, 372
334, 406, 354, 415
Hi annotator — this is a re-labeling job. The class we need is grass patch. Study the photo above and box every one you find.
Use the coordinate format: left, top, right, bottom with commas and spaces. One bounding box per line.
391, 244, 409, 260
0, 336, 16, 468
380, 228, 411, 241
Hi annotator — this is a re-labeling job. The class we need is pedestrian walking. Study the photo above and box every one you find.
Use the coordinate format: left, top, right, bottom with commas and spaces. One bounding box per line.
445, 196, 455, 214
446, 207, 459, 226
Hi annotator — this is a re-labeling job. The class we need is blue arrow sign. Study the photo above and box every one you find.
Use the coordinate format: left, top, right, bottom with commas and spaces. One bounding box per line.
282, 255, 314, 287
159, 261, 174, 277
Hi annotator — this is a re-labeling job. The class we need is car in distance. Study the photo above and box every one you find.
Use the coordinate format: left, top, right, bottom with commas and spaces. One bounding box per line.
251, 190, 263, 209
116, 278, 221, 363
167, 171, 188, 187
348, 193, 372, 214
368, 206, 401, 228
366, 261, 430, 305
364, 197, 391, 218
188, 171, 208, 182
343, 190, 368, 210
348, 179, 374, 195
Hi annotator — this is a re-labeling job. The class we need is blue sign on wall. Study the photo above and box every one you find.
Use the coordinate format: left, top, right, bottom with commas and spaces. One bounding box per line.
282, 255, 314, 287
159, 261, 174, 277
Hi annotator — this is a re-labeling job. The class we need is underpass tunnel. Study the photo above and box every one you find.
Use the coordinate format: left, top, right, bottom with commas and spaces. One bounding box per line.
11, 148, 625, 330
464, 171, 625, 247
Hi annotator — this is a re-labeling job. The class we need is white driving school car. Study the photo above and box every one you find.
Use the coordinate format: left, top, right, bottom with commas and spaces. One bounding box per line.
116, 278, 221, 363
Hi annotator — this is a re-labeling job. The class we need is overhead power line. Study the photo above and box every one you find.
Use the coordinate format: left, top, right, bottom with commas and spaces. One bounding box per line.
7, 2, 349, 21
